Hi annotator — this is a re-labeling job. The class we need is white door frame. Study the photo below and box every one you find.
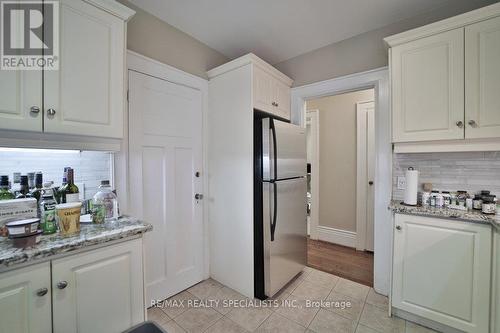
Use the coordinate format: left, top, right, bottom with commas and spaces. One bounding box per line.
305, 109, 320, 240
356, 101, 375, 252
118, 50, 210, 279
291, 67, 392, 296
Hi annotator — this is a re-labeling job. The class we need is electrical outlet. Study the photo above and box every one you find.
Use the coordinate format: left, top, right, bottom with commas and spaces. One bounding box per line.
397, 177, 406, 190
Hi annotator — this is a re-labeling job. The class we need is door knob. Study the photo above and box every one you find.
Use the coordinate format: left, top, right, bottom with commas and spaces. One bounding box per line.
194, 193, 203, 200
57, 281, 68, 289
30, 106, 40, 115
396, 225, 402, 231
36, 287, 48, 297
468, 120, 477, 127
195, 171, 200, 178
456, 120, 464, 128
47, 108, 56, 117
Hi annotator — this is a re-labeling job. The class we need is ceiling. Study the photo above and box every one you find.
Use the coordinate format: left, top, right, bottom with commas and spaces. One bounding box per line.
130, 0, 458, 64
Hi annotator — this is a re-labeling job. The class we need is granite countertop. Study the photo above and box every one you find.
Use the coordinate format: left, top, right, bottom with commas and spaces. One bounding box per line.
0, 216, 152, 268
389, 200, 500, 228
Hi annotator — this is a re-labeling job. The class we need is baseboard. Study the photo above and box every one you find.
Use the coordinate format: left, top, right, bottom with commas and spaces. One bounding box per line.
392, 308, 464, 333
316, 226, 357, 248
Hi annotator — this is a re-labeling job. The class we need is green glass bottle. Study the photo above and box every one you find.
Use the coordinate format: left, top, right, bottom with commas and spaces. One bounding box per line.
30, 172, 43, 202
39, 182, 57, 234
61, 168, 79, 203
0, 175, 15, 200
16, 175, 33, 199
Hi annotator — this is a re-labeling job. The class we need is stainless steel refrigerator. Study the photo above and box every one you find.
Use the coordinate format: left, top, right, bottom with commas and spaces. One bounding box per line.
254, 116, 307, 299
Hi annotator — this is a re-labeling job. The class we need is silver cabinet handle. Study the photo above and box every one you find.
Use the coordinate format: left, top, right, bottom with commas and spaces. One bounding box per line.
57, 281, 68, 289
30, 106, 40, 115
47, 108, 56, 116
468, 120, 477, 127
456, 121, 464, 128
194, 193, 203, 200
36, 287, 48, 297
396, 225, 402, 231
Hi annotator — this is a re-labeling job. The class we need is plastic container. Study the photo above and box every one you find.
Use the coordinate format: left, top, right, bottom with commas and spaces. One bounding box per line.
10, 230, 42, 248
5, 218, 39, 237
92, 180, 119, 222
56, 202, 82, 236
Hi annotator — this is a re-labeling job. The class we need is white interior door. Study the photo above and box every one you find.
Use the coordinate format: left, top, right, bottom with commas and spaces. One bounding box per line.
128, 70, 204, 305
356, 101, 375, 252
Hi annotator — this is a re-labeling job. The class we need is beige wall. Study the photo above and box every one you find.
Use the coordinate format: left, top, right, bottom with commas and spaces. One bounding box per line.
119, 0, 228, 79
275, 0, 497, 87
307, 89, 374, 232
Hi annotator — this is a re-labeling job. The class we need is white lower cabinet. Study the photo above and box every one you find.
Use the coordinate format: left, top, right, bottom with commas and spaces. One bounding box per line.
493, 231, 500, 333
392, 214, 491, 333
0, 262, 52, 333
52, 239, 144, 333
0, 239, 144, 333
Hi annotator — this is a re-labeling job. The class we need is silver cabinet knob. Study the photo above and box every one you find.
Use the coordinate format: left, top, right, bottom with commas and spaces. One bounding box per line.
456, 121, 464, 128
194, 193, 203, 200
468, 120, 477, 127
36, 287, 48, 297
368, 181, 374, 186
396, 225, 402, 231
271, 102, 278, 107
57, 281, 68, 289
47, 108, 56, 116
30, 106, 40, 115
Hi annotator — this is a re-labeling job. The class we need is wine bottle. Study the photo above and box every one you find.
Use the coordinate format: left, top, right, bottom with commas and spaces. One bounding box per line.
61, 168, 79, 203
0, 175, 15, 200
30, 172, 43, 202
16, 175, 33, 199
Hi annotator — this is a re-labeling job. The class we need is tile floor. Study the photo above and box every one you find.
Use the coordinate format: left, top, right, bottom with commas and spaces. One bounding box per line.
147, 267, 437, 333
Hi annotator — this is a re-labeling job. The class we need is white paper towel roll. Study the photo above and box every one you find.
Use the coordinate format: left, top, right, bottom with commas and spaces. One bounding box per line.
404, 167, 419, 206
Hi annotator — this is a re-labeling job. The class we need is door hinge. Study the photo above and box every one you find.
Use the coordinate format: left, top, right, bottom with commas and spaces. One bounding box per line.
127, 90, 129, 102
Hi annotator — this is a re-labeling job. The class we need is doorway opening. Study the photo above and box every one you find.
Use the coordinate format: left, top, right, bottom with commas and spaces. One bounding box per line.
305, 88, 375, 287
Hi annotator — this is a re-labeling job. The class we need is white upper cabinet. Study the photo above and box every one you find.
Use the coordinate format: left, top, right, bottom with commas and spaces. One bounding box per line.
392, 214, 491, 333
0, 71, 42, 132
391, 28, 465, 142
44, 0, 129, 138
465, 16, 500, 139
252, 65, 292, 120
0, 263, 52, 333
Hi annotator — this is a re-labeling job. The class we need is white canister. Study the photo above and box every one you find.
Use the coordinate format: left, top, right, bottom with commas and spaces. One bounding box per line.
404, 167, 419, 206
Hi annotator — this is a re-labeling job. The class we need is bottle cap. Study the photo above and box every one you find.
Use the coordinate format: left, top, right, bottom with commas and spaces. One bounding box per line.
0, 175, 9, 186
100, 180, 110, 186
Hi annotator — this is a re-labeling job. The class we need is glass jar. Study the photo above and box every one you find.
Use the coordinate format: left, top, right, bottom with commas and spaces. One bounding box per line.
442, 191, 451, 207
421, 192, 431, 207
92, 180, 119, 223
435, 192, 444, 208
473, 195, 483, 210
457, 191, 468, 207
482, 195, 496, 215
430, 190, 438, 207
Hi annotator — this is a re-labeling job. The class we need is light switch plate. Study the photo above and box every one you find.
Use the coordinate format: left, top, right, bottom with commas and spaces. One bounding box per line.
397, 177, 406, 190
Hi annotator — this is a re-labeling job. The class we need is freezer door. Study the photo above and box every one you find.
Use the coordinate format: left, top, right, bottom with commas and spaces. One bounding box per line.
263, 177, 307, 297
262, 118, 306, 181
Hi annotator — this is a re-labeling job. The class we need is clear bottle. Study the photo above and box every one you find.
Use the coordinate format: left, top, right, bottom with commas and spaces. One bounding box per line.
39, 182, 58, 234
0, 175, 15, 200
16, 175, 33, 199
92, 180, 119, 223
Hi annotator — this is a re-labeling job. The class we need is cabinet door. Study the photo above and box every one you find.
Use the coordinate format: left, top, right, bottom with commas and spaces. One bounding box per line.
465, 16, 500, 139
493, 231, 500, 333
0, 70, 42, 132
273, 80, 291, 120
0, 262, 51, 333
391, 28, 464, 142
392, 214, 491, 333
52, 239, 144, 333
253, 66, 274, 114
44, 0, 126, 138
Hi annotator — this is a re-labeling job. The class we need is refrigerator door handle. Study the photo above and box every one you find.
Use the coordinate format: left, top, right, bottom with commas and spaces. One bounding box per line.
270, 118, 278, 182
270, 181, 277, 241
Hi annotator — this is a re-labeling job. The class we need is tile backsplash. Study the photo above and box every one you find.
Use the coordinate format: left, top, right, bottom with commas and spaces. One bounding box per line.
0, 148, 112, 200
393, 152, 500, 201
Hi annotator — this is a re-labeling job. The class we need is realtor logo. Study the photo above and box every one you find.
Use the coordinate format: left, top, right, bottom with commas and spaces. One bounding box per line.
1, 0, 59, 70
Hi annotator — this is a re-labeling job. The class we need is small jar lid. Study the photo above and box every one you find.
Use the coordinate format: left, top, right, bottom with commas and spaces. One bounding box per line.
442, 191, 450, 194
56, 202, 82, 210
431, 190, 439, 193
483, 195, 496, 203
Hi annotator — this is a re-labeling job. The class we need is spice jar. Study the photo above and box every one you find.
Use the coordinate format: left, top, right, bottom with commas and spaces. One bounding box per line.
473, 195, 483, 210
457, 191, 468, 207
421, 192, 431, 206
442, 191, 451, 207
430, 191, 438, 207
435, 192, 444, 208
482, 195, 497, 215
450, 192, 457, 206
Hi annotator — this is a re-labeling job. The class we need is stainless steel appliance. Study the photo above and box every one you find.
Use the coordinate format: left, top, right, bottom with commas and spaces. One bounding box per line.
254, 116, 307, 299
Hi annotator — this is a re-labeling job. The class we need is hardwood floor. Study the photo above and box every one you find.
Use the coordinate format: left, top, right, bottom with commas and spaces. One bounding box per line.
307, 238, 374, 287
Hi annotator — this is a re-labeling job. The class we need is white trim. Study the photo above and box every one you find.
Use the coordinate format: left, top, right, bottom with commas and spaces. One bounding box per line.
207, 53, 293, 86
384, 2, 500, 47
317, 226, 357, 248
394, 138, 500, 153
83, 0, 136, 21
125, 50, 210, 279
306, 109, 320, 240
291, 67, 392, 296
